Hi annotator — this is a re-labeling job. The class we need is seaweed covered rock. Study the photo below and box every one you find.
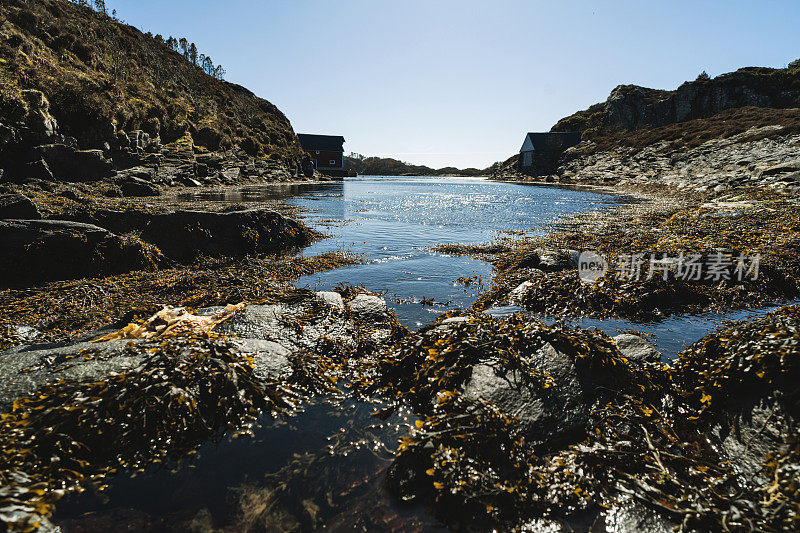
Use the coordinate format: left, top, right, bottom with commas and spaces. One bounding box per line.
462, 341, 590, 446
0, 219, 163, 287
347, 294, 391, 326
0, 336, 280, 531
379, 308, 800, 531
674, 305, 800, 498
0, 293, 402, 530
68, 208, 318, 260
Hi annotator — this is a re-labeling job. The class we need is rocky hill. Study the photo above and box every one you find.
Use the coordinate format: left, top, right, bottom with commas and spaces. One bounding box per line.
0, 0, 315, 189
492, 62, 800, 191
344, 154, 485, 177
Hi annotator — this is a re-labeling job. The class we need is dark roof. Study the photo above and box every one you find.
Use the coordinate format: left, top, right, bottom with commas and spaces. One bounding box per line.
521, 132, 581, 152
297, 134, 345, 152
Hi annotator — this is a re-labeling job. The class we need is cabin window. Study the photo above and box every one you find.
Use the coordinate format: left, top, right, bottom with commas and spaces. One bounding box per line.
330, 160, 336, 165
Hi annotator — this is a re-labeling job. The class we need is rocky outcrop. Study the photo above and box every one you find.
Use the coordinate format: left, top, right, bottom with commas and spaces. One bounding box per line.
0, 219, 162, 287
0, 292, 396, 411
68, 207, 318, 261
552, 67, 800, 137
603, 69, 800, 132
557, 128, 800, 192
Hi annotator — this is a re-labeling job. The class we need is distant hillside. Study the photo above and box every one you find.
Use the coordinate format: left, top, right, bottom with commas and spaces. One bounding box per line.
344, 154, 486, 177
0, 0, 310, 182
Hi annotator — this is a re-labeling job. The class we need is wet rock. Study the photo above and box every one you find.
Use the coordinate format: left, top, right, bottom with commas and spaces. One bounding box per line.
508, 280, 534, 304
316, 290, 345, 311
613, 334, 661, 364
0, 193, 41, 219
462, 342, 589, 446
0, 337, 150, 412
0, 219, 162, 287
347, 294, 390, 325
440, 316, 470, 325
709, 391, 794, 484
231, 338, 293, 381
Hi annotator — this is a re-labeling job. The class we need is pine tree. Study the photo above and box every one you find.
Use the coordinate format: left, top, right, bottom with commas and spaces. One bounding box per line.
179, 38, 189, 57
166, 37, 178, 51
189, 43, 198, 65
93, 0, 107, 15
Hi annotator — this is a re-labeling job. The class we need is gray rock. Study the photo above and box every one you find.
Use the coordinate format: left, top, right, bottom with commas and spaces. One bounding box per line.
0, 338, 150, 412
0, 295, 390, 411
347, 294, 390, 324
440, 316, 470, 325
315, 291, 345, 311
230, 338, 293, 381
462, 342, 589, 446
709, 391, 795, 484
534, 248, 580, 271
613, 334, 661, 364
0, 193, 41, 219
508, 280, 534, 304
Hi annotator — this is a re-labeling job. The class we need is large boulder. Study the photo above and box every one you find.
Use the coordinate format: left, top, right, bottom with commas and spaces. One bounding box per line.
37, 144, 114, 181
0, 193, 41, 219
72, 208, 317, 260
0, 219, 162, 287
0, 295, 396, 411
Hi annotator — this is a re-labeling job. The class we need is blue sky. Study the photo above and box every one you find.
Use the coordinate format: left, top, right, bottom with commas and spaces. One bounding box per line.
112, 0, 800, 168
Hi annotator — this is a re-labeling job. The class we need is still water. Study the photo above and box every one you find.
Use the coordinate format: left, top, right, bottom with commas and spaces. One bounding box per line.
52, 176, 788, 529
287, 176, 622, 327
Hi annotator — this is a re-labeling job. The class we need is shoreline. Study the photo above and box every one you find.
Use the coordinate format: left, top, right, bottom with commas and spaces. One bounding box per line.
1, 175, 799, 531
